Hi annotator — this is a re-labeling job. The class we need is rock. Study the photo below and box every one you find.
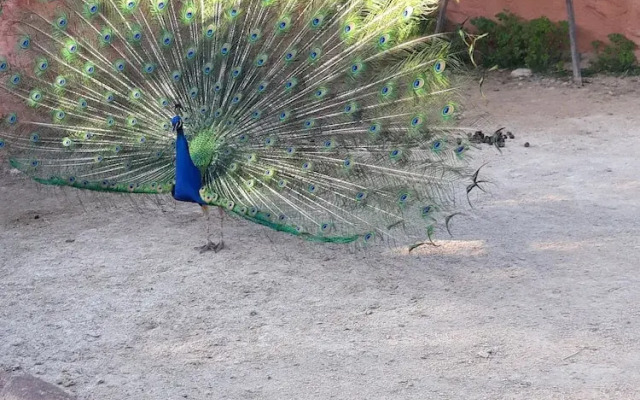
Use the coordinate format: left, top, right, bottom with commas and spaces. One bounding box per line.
9, 168, 21, 176
524, 142, 530, 148
511, 68, 532, 78
0, 372, 76, 400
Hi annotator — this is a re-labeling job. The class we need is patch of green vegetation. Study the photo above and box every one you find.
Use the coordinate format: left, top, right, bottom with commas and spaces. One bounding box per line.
470, 11, 569, 72
590, 34, 638, 74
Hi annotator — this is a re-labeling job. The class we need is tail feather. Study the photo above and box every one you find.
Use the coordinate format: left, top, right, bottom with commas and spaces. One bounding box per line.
1, 0, 478, 246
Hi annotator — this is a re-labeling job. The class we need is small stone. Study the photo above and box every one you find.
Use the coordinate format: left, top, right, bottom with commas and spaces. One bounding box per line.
250, 311, 258, 316
10, 168, 21, 176
65, 239, 75, 243
34, 215, 40, 220
96, 378, 105, 385
476, 350, 493, 359
511, 68, 532, 78
524, 142, 530, 148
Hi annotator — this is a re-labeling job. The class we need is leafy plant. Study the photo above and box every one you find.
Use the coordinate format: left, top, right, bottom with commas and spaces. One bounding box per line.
591, 33, 638, 73
470, 11, 569, 72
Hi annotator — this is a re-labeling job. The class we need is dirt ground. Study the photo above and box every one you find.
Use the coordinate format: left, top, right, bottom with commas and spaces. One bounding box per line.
1, 73, 640, 400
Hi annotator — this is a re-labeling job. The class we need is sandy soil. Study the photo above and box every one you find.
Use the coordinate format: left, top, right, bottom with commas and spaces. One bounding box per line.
2, 73, 640, 400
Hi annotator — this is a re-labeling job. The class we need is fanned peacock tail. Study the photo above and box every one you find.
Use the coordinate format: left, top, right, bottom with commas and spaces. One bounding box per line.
0, 0, 478, 246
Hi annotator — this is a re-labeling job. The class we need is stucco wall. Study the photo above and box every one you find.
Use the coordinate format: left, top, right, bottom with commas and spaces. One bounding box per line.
447, 0, 640, 54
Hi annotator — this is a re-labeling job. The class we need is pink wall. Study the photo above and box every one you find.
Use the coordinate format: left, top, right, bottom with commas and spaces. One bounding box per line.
448, 0, 640, 53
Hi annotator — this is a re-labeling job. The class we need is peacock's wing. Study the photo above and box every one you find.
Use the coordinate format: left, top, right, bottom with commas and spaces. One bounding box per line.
1, 0, 476, 246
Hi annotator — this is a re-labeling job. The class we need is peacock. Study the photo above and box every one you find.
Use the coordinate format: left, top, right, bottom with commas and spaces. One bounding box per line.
0, 0, 483, 250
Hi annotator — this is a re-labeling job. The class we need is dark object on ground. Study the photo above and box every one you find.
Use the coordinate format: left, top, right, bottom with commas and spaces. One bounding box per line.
469, 128, 515, 149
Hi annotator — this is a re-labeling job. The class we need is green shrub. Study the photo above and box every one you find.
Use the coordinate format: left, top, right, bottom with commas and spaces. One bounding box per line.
591, 34, 638, 73
471, 11, 569, 72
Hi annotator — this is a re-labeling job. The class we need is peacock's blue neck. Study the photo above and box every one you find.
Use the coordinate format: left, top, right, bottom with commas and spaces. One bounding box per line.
171, 116, 206, 205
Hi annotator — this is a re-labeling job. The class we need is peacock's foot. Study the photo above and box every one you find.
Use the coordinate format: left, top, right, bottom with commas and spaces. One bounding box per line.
195, 240, 225, 254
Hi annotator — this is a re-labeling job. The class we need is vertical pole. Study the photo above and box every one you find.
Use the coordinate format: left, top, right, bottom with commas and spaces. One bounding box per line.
565, 0, 582, 85
435, 0, 450, 33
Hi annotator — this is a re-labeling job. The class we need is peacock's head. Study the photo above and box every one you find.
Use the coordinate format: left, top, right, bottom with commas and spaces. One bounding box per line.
171, 115, 183, 132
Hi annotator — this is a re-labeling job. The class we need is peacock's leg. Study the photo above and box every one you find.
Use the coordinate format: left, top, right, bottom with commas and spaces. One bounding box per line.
217, 207, 225, 251
203, 205, 211, 242
194, 205, 225, 253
